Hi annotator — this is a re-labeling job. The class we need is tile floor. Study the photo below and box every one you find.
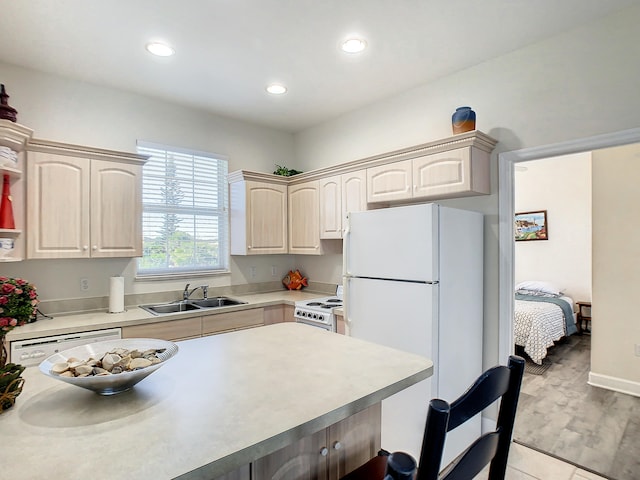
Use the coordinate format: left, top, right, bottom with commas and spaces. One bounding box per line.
475, 442, 608, 480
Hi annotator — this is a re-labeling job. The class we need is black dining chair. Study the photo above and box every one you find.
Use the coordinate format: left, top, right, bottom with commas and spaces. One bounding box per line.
341, 355, 525, 480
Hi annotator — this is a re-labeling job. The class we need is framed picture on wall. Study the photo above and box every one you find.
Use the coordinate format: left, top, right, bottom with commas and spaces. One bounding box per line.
515, 210, 548, 241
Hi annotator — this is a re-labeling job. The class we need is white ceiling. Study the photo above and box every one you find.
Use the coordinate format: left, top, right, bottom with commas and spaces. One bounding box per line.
1, 1, 637, 133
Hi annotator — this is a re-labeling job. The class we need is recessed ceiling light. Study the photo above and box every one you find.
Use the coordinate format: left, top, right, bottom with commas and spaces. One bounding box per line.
266, 84, 287, 95
341, 37, 367, 54
145, 42, 175, 57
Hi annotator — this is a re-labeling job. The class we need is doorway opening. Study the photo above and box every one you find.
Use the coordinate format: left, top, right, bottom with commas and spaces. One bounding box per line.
498, 128, 640, 479
497, 127, 640, 363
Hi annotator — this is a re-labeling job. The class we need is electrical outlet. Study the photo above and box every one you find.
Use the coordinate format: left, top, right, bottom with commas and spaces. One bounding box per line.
635, 344, 640, 357
271, 266, 277, 277
80, 277, 89, 291
249, 266, 257, 279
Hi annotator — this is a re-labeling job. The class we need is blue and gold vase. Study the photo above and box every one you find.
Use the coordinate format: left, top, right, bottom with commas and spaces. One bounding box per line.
452, 106, 476, 134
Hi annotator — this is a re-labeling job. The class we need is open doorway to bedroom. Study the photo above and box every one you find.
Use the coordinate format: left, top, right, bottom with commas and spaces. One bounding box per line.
512, 153, 591, 368
499, 134, 640, 479
510, 152, 598, 468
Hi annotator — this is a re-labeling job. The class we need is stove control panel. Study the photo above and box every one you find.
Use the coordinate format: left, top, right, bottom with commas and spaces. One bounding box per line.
295, 309, 329, 323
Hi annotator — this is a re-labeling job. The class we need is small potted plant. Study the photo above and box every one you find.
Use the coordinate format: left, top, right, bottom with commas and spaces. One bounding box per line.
0, 276, 39, 412
273, 165, 303, 177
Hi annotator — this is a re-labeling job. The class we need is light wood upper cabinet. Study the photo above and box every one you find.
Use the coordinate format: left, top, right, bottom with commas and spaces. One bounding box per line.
230, 132, 496, 254
288, 180, 322, 254
91, 160, 142, 257
367, 146, 491, 203
27, 153, 89, 258
26, 140, 146, 259
320, 171, 368, 239
319, 175, 342, 239
412, 147, 489, 199
341, 170, 367, 232
230, 175, 288, 255
367, 159, 412, 203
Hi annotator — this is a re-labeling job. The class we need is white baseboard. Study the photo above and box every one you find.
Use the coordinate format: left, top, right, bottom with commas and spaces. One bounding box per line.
588, 371, 640, 397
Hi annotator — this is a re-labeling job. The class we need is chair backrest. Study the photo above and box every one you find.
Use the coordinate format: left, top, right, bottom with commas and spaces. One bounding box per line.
416, 355, 525, 480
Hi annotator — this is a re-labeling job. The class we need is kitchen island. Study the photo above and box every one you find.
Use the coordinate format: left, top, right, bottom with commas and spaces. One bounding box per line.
3, 323, 433, 480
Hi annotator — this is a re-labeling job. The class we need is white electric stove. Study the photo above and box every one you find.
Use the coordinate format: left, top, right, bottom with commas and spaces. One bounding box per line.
294, 286, 343, 331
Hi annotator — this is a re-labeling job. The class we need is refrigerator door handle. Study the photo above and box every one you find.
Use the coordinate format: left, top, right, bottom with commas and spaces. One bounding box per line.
343, 214, 351, 276
343, 279, 350, 324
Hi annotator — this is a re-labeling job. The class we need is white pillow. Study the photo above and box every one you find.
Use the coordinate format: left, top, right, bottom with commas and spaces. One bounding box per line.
515, 281, 561, 295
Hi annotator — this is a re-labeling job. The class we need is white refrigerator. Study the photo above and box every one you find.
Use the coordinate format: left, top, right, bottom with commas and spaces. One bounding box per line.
343, 203, 483, 463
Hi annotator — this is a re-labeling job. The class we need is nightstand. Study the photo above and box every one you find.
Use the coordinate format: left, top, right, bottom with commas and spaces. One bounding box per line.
576, 301, 592, 334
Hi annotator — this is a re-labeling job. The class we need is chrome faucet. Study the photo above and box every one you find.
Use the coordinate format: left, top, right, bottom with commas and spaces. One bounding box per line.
183, 283, 209, 301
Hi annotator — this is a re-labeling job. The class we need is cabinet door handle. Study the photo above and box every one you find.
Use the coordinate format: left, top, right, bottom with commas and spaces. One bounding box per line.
92, 245, 97, 251
320, 447, 329, 457
83, 245, 89, 251
333, 441, 342, 450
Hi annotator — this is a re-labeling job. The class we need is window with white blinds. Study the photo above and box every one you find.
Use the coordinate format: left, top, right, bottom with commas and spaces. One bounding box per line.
136, 141, 229, 277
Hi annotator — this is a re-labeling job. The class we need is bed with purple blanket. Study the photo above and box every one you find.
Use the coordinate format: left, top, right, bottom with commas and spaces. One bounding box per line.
514, 281, 578, 364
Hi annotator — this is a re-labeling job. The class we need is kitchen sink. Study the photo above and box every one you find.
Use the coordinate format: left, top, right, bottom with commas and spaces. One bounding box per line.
140, 302, 202, 315
189, 297, 247, 308
140, 297, 247, 316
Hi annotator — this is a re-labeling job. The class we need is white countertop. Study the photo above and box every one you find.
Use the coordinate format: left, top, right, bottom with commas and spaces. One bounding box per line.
3, 323, 433, 480
6, 290, 324, 341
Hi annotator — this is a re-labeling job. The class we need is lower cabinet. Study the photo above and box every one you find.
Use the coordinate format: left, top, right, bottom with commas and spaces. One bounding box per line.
326, 404, 381, 479
121, 317, 201, 341
253, 403, 381, 480
214, 465, 251, 480
263, 305, 284, 325
284, 304, 295, 323
335, 313, 346, 335
122, 308, 266, 341
253, 428, 329, 480
202, 308, 264, 335
264, 304, 296, 325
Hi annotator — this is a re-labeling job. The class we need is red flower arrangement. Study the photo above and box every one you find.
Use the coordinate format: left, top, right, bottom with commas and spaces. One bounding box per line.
0, 277, 37, 411
0, 276, 39, 336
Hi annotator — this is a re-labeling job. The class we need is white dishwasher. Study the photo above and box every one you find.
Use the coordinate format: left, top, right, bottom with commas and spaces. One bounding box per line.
10, 328, 122, 367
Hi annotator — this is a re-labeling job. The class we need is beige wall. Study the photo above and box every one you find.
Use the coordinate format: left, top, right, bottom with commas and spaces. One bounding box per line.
293, 4, 640, 369
514, 153, 592, 302
591, 143, 640, 392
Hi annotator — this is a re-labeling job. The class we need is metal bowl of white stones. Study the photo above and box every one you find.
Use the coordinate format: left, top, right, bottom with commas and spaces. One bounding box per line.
39, 338, 179, 395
